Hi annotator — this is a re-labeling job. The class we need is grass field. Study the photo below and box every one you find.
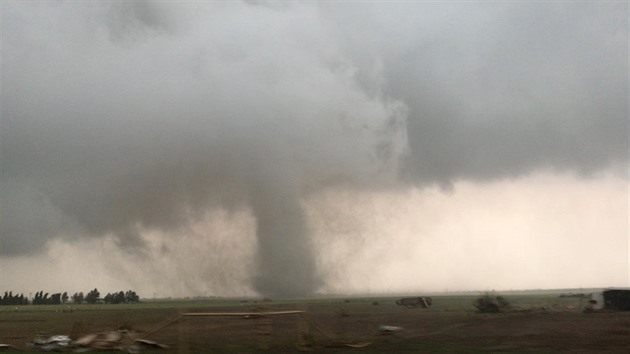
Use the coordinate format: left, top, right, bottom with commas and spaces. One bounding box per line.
1, 293, 629, 353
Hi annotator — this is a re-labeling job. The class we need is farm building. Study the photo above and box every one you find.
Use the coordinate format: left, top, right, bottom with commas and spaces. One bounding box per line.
588, 288, 630, 311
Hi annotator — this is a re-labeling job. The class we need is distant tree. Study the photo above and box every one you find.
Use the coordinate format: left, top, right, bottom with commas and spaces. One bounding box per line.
113, 291, 125, 304
125, 290, 140, 303
33, 291, 45, 305
85, 288, 100, 304
1, 288, 140, 306
50, 293, 62, 305
71, 292, 84, 304
0, 291, 25, 306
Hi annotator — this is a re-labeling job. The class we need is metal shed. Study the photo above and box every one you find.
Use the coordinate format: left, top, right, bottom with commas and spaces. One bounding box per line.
588, 288, 630, 311
602, 288, 630, 311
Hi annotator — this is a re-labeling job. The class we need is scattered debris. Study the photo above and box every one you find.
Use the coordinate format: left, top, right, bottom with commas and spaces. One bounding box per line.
73, 330, 126, 351
379, 325, 403, 334
343, 342, 372, 348
28, 334, 72, 351
25, 330, 167, 352
128, 339, 169, 353
71, 333, 97, 346
75, 330, 167, 351
396, 297, 432, 308
243, 314, 262, 319
0, 344, 19, 352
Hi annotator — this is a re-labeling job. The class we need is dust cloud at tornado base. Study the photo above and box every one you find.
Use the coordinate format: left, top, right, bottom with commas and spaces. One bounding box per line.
1, 2, 627, 296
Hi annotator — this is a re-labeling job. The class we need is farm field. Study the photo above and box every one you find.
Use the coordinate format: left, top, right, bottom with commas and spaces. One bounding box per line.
1, 294, 629, 353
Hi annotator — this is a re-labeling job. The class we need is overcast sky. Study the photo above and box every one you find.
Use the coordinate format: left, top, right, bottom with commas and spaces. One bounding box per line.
1, 1, 628, 298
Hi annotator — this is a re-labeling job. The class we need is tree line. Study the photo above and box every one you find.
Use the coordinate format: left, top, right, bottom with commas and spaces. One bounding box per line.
0, 288, 140, 305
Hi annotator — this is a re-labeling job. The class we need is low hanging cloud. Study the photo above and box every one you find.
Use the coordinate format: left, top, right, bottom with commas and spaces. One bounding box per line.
1, 1, 627, 296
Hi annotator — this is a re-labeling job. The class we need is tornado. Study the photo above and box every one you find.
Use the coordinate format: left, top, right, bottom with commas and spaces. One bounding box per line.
250, 183, 319, 297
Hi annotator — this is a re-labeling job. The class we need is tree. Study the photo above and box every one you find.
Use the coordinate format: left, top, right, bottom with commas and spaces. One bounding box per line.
62, 292, 69, 304
0, 291, 27, 305
71, 292, 84, 304
85, 288, 100, 304
33, 290, 47, 305
125, 290, 140, 303
50, 293, 62, 305
33, 291, 40, 305
113, 291, 125, 304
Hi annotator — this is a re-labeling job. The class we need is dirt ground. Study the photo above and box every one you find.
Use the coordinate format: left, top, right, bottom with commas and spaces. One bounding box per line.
1, 295, 629, 353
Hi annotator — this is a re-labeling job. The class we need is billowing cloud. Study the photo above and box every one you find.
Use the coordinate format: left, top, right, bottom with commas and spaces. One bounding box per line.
323, 2, 627, 185
1, 1, 627, 296
2, 1, 407, 296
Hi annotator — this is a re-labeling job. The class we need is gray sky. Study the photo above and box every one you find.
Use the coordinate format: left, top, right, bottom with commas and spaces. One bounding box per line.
1, 1, 628, 297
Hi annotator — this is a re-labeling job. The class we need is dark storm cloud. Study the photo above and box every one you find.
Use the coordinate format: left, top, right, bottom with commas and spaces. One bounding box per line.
1, 1, 407, 296
326, 2, 628, 185
1, 1, 626, 295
